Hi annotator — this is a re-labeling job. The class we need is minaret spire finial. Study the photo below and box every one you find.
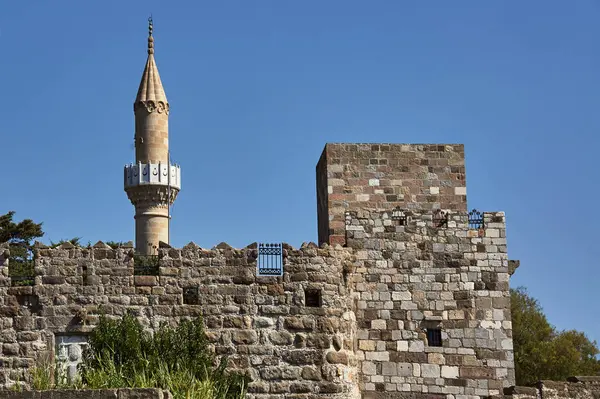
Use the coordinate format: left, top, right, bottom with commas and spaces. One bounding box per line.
147, 16, 154, 55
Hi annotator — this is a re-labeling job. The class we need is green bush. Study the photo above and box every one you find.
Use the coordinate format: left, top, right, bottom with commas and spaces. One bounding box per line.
9, 259, 35, 286
78, 313, 248, 399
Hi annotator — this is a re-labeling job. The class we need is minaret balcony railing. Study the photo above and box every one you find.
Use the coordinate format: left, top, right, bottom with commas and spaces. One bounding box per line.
124, 162, 181, 190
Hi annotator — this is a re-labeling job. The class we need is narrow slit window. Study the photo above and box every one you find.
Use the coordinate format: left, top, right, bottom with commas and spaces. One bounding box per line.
427, 328, 443, 347
305, 289, 321, 307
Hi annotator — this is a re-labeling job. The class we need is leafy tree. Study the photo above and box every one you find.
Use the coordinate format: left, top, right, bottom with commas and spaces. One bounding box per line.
511, 287, 600, 385
0, 211, 44, 261
50, 237, 82, 248
50, 237, 81, 248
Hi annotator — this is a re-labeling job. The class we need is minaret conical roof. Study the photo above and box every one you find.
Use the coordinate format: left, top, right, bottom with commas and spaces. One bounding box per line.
135, 18, 167, 105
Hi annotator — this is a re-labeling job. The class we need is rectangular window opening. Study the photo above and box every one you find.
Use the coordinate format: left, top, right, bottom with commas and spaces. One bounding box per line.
427, 328, 443, 347
305, 289, 321, 307
183, 286, 199, 305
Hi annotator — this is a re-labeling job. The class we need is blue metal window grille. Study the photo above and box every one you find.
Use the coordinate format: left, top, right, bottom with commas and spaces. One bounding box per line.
257, 243, 283, 276
468, 209, 484, 229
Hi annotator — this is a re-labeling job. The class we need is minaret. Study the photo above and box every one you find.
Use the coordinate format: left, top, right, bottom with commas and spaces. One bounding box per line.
124, 18, 181, 255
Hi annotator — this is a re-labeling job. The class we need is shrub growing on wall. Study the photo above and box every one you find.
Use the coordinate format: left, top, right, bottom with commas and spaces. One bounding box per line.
79, 313, 248, 399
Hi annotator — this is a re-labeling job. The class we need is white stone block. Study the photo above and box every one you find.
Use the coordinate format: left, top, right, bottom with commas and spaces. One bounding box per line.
366, 351, 390, 361
371, 319, 387, 330
454, 187, 467, 195
392, 291, 412, 301
369, 179, 380, 186
430, 187, 439, 195
397, 340, 408, 351
486, 229, 500, 238
412, 363, 421, 377
441, 366, 459, 379
501, 339, 513, 350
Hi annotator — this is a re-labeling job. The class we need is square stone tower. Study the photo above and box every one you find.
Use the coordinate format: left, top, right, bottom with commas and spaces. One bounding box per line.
316, 143, 467, 246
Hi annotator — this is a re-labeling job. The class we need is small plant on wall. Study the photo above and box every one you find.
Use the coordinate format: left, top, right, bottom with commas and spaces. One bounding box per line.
78, 313, 249, 399
133, 243, 160, 275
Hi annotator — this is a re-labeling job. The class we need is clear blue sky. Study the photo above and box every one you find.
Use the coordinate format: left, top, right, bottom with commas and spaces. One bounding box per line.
2, 1, 598, 345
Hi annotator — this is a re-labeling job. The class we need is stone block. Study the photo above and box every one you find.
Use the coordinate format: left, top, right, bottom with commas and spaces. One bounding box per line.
231, 330, 258, 345
408, 340, 424, 352
371, 319, 386, 330
421, 364, 441, 378
268, 331, 293, 345
381, 362, 396, 376
133, 276, 158, 286
301, 366, 321, 380
359, 340, 376, 351
442, 365, 459, 378
362, 361, 377, 375
325, 350, 349, 365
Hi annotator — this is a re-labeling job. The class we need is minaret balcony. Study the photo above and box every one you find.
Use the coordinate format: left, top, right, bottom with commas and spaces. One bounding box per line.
124, 162, 181, 190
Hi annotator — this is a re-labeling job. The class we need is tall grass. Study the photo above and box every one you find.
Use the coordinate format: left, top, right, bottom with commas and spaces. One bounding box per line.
32, 314, 248, 399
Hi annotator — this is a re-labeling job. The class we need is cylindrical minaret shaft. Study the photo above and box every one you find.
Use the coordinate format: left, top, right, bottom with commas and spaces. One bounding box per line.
124, 18, 181, 255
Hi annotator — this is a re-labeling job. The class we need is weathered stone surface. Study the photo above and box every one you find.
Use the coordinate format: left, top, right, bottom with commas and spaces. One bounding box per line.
325, 350, 349, 365
231, 330, 258, 345
0, 208, 524, 398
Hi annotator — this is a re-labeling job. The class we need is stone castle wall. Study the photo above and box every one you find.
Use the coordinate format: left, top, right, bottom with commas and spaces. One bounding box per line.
1, 209, 518, 398
316, 144, 467, 246
347, 209, 514, 397
502, 377, 600, 399
0, 242, 359, 398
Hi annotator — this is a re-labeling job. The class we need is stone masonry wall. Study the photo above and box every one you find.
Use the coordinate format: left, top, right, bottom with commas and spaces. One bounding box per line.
538, 377, 600, 399
346, 209, 514, 398
0, 243, 360, 399
501, 377, 600, 399
316, 143, 467, 246
0, 209, 519, 398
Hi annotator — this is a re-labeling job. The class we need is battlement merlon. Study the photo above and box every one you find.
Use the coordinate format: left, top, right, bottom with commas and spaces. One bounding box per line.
317, 143, 468, 246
